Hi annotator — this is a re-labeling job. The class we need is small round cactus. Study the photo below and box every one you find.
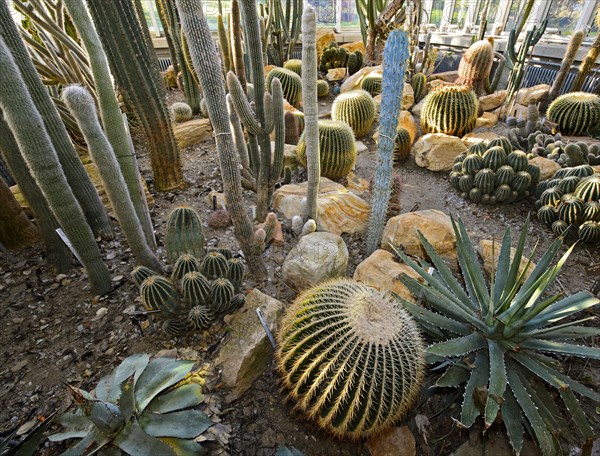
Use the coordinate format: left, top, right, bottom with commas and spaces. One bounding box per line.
162, 319, 187, 336
140, 276, 181, 319
187, 305, 214, 329
547, 92, 600, 136
210, 278, 235, 315
412, 72, 427, 103
181, 271, 211, 306
421, 85, 478, 137
360, 73, 383, 97
394, 127, 412, 162
171, 254, 200, 282
230, 293, 246, 312
266, 67, 302, 106
165, 206, 205, 264
226, 257, 244, 292
331, 89, 376, 138
200, 250, 228, 279
317, 80, 329, 98
296, 120, 357, 181
170, 102, 193, 123
277, 279, 425, 440
131, 266, 157, 288
283, 59, 302, 76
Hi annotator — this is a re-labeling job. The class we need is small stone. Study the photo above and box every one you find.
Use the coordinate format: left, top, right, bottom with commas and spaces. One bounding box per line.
366, 426, 416, 456
516, 83, 550, 105
478, 90, 506, 111
413, 133, 467, 172
173, 118, 212, 148
206, 191, 227, 210
326, 68, 347, 81
355, 141, 368, 154
529, 156, 560, 181
91, 307, 108, 322
112, 275, 123, 282
476, 112, 498, 128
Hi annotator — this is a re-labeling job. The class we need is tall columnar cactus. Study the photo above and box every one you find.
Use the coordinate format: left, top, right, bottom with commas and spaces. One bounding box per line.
0, 1, 113, 240
455, 37, 494, 96
176, 0, 267, 279
86, 0, 184, 192
331, 90, 377, 138
266, 67, 302, 107
0, 37, 111, 295
572, 13, 600, 93
63, 85, 162, 272
277, 279, 425, 439
230, 0, 247, 92
65, 0, 154, 246
421, 85, 478, 137
366, 30, 410, 254
302, 5, 319, 223
164, 206, 205, 264
547, 92, 600, 136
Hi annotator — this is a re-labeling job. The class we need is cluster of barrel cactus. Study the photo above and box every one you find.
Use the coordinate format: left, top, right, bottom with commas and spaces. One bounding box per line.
331, 89, 376, 137
547, 92, 600, 136
536, 167, 600, 241
319, 41, 363, 75
450, 138, 540, 204
266, 67, 302, 106
421, 85, 478, 137
526, 133, 600, 167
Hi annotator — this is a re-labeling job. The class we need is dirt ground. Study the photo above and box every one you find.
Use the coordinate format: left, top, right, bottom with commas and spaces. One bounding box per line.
1, 91, 599, 455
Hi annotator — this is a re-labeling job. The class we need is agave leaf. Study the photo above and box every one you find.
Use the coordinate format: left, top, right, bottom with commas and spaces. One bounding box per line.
62, 428, 111, 456
119, 377, 136, 421
518, 369, 564, 435
500, 387, 524, 455
497, 216, 530, 312
521, 339, 600, 360
96, 354, 150, 403
435, 363, 470, 387
139, 410, 212, 439
524, 292, 599, 331
48, 414, 93, 442
509, 352, 567, 390
427, 333, 486, 358
97, 448, 121, 456
484, 341, 507, 428
88, 402, 125, 435
11, 412, 56, 456
491, 228, 512, 310
134, 358, 195, 413
159, 437, 207, 455
559, 387, 593, 439
146, 384, 204, 414
527, 317, 600, 340
113, 421, 175, 456
459, 351, 489, 428
398, 298, 471, 335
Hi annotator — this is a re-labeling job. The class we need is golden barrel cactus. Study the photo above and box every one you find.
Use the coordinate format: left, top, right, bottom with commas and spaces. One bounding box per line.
421, 85, 478, 137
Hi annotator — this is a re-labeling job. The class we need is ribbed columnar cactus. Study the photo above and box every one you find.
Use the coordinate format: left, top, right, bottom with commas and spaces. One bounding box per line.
230, 0, 247, 92
63, 85, 162, 272
86, 0, 184, 192
331, 90, 376, 138
0, 37, 111, 295
421, 85, 478, 137
547, 92, 600, 136
277, 279, 426, 439
165, 206, 205, 264
367, 31, 410, 254
302, 5, 319, 223
455, 38, 494, 96
266, 67, 302, 107
0, 1, 113, 240
572, 22, 600, 92
412, 72, 427, 103
64, 0, 153, 245
177, 0, 267, 279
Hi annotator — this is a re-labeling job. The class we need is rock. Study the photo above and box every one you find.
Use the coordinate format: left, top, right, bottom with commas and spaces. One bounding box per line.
341, 66, 382, 92
282, 232, 349, 291
345, 171, 370, 193
411, 98, 426, 117
340, 41, 366, 54
479, 239, 536, 282
413, 133, 467, 172
366, 426, 416, 456
162, 65, 178, 88
355, 141, 368, 154
273, 178, 370, 235
271, 141, 298, 171
462, 131, 501, 148
529, 156, 560, 181
353, 250, 420, 303
516, 84, 550, 105
316, 30, 336, 59
398, 110, 418, 143
326, 68, 346, 81
429, 70, 458, 82
216, 289, 284, 402
255, 218, 284, 247
206, 191, 226, 210
402, 83, 414, 110
174, 118, 212, 148
478, 90, 506, 111
476, 112, 498, 128
381, 210, 456, 263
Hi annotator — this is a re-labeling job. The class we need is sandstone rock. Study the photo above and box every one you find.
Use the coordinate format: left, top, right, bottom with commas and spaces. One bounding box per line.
340, 41, 366, 54
326, 68, 347, 81
366, 426, 416, 456
402, 83, 414, 110
282, 232, 349, 291
411, 98, 426, 117
529, 156, 560, 181
345, 171, 370, 193
478, 90, 506, 111
174, 118, 212, 148
353, 249, 420, 303
462, 131, 501, 148
516, 84, 550, 105
271, 141, 299, 171
341, 66, 382, 92
206, 191, 226, 210
429, 70, 458, 82
381, 210, 456, 262
414, 133, 467, 172
398, 110, 418, 143
479, 239, 536, 282
356, 141, 368, 154
216, 289, 284, 402
316, 30, 336, 59
273, 178, 370, 235
476, 112, 498, 128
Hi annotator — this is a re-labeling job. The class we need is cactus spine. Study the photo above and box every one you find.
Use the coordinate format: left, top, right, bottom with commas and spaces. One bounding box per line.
331, 90, 376, 138
165, 206, 205, 264
547, 92, 600, 136
367, 31, 410, 255
177, 0, 267, 279
455, 38, 494, 96
0, 37, 111, 295
302, 5, 319, 223
421, 85, 478, 137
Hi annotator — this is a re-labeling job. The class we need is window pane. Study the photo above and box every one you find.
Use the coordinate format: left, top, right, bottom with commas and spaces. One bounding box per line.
140, 1, 163, 33
341, 0, 360, 28
546, 0, 585, 35
452, 0, 469, 26
307, 0, 337, 25
504, 0, 523, 31
430, 0, 445, 25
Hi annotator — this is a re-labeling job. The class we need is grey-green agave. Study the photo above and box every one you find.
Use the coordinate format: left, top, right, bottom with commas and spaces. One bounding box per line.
49, 354, 211, 455
394, 216, 600, 455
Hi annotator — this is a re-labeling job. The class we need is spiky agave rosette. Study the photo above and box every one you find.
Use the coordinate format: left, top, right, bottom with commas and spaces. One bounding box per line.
276, 279, 425, 440
393, 216, 600, 455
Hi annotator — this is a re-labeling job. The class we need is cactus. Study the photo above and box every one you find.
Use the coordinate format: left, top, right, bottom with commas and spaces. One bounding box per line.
283, 59, 302, 76
131, 265, 157, 288
361, 73, 383, 97
63, 85, 162, 272
525, 102, 539, 136
266, 67, 302, 107
188, 304, 215, 329
161, 318, 187, 336
230, 0, 247, 92
394, 127, 412, 162
421, 85, 478, 137
200, 250, 228, 280
217, 14, 231, 72
227, 257, 245, 292
165, 206, 205, 264
210, 278, 235, 315
319, 41, 349, 72
172, 253, 201, 281
263, 212, 278, 244
207, 195, 232, 228
547, 92, 600, 136
276, 278, 425, 440
455, 38, 494, 96
317, 80, 329, 98
347, 50, 363, 75
181, 271, 211, 306
572, 28, 600, 92
412, 72, 427, 103
170, 102, 193, 122
0, 176, 39, 250
331, 89, 376, 138
366, 31, 410, 255
140, 275, 182, 318
296, 120, 357, 181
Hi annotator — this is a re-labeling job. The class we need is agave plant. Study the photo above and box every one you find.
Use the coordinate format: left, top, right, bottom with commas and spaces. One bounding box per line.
393, 216, 600, 455
50, 354, 211, 455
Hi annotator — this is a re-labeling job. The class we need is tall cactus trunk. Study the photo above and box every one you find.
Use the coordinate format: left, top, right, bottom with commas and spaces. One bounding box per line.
0, 37, 111, 295
0, 116, 72, 272
0, 176, 39, 250
302, 5, 319, 223
86, 0, 184, 192
154, 0, 180, 75
231, 0, 247, 92
65, 0, 155, 246
572, 34, 600, 93
366, 30, 410, 255
0, 0, 113, 240
177, 0, 267, 280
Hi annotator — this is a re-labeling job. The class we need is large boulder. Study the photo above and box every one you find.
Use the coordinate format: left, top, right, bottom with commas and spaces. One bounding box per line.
353, 249, 420, 303
413, 133, 467, 172
479, 239, 537, 282
478, 90, 506, 111
529, 156, 560, 181
381, 210, 456, 262
282, 232, 349, 291
402, 83, 414, 110
273, 178, 370, 235
216, 289, 284, 402
173, 118, 212, 148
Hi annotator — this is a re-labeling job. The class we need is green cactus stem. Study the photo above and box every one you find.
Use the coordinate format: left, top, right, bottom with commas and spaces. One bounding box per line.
210, 277, 235, 315
200, 250, 228, 280
181, 271, 211, 306
266, 67, 302, 107
394, 127, 412, 162
140, 275, 181, 318
455, 38, 494, 96
547, 92, 600, 136
217, 14, 231, 73
331, 89, 376, 138
165, 206, 205, 264
171, 253, 200, 282
421, 85, 478, 137
227, 257, 245, 292
230, 0, 247, 92
572, 32, 600, 92
188, 304, 214, 329
412, 72, 427, 103
131, 265, 157, 288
